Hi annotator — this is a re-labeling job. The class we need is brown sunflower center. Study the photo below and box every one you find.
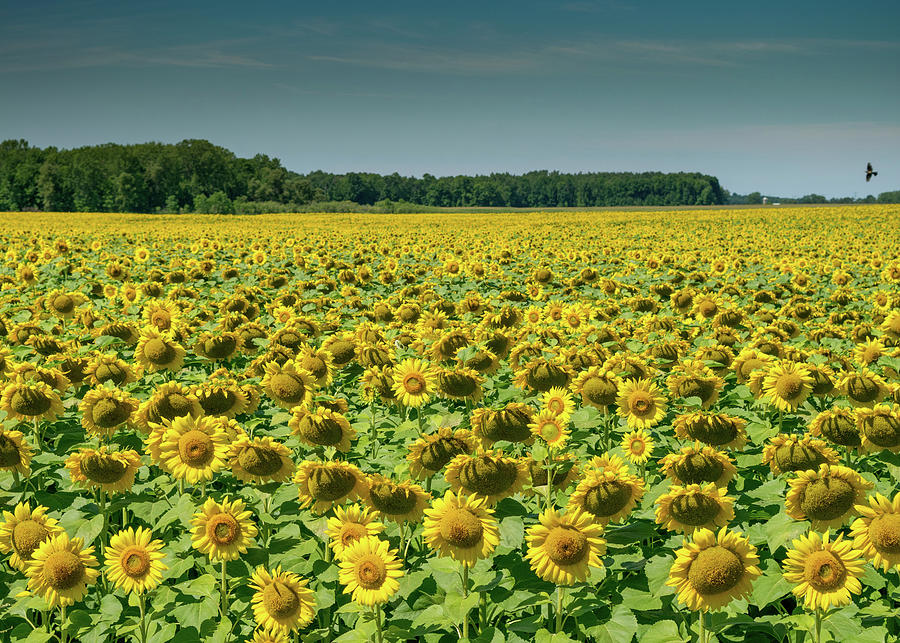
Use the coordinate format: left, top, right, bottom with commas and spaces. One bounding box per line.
340, 523, 369, 547
121, 547, 151, 577
79, 454, 128, 483
670, 493, 722, 526
144, 338, 176, 365
12, 519, 49, 559
10, 387, 52, 416
178, 430, 214, 467
307, 467, 357, 501
629, 395, 652, 416
355, 555, 388, 589
818, 414, 861, 447
688, 546, 745, 595
544, 526, 589, 566
208, 514, 240, 545
628, 439, 646, 455
43, 550, 86, 590
846, 377, 880, 404
800, 478, 856, 521
538, 421, 563, 443
156, 393, 193, 420
672, 454, 724, 485
861, 414, 900, 448
774, 374, 805, 400
774, 443, 827, 473
198, 390, 238, 416
803, 550, 847, 592
0, 435, 22, 467
481, 408, 533, 443
52, 295, 75, 314
237, 445, 283, 477
368, 482, 418, 516
582, 377, 618, 408
91, 397, 131, 428
868, 514, 900, 554
439, 507, 484, 548
582, 480, 632, 518
677, 379, 717, 403
458, 457, 519, 495
296, 415, 344, 446
402, 373, 425, 395
420, 437, 470, 472
262, 581, 300, 619
270, 373, 307, 404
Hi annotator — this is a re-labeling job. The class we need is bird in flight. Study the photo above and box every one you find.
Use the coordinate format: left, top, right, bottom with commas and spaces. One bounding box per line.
866, 162, 878, 182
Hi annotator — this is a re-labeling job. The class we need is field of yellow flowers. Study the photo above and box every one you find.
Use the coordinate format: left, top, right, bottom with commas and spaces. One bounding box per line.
1, 206, 899, 643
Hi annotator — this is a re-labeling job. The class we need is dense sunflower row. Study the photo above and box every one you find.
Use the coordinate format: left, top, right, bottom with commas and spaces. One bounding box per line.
0, 206, 899, 643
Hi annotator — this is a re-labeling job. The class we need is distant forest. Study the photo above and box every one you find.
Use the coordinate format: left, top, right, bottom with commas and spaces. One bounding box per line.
0, 139, 896, 214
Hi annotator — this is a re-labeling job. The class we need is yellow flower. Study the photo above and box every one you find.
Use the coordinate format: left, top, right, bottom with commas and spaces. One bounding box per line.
293, 460, 367, 514
444, 451, 529, 506
157, 415, 231, 484
229, 435, 295, 484
25, 532, 100, 608
364, 474, 431, 523
0, 428, 33, 476
528, 410, 570, 449
0, 502, 64, 571
785, 464, 873, 530
659, 444, 736, 488
666, 527, 761, 612
761, 434, 839, 476
104, 527, 167, 594
540, 387, 575, 420
525, 508, 605, 585
573, 367, 622, 412
849, 492, 900, 572
79, 387, 139, 438
249, 565, 316, 634
470, 403, 535, 448
655, 483, 735, 534
856, 404, 900, 453
761, 361, 814, 412
325, 504, 385, 557
620, 429, 654, 465
65, 447, 141, 494
0, 377, 64, 421
289, 406, 356, 452
190, 496, 258, 561
673, 412, 747, 449
391, 358, 438, 408
337, 536, 404, 606
406, 427, 476, 479
422, 491, 499, 567
135, 327, 186, 373
616, 378, 667, 429
782, 530, 864, 610
262, 361, 316, 410
567, 468, 645, 525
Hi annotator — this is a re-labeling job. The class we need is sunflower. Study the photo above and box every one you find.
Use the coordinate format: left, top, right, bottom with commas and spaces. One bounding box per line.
616, 378, 667, 429
785, 464, 873, 530
444, 451, 530, 506
135, 327, 186, 373
193, 375, 249, 419
540, 386, 575, 420
782, 530, 864, 610
808, 407, 861, 448
191, 496, 258, 561
295, 346, 336, 388
86, 353, 138, 387
406, 426, 476, 479
838, 369, 889, 408
760, 361, 814, 412
360, 365, 396, 404
666, 527, 761, 612
136, 381, 203, 432
436, 366, 484, 401
79, 387, 139, 438
0, 377, 64, 421
847, 492, 900, 572
761, 434, 839, 475
230, 435, 294, 484
655, 483, 735, 534
732, 349, 775, 384
470, 403, 535, 447
528, 410, 570, 449
586, 452, 631, 476
0, 502, 64, 571
673, 412, 748, 449
194, 330, 241, 361
364, 474, 431, 523
249, 565, 316, 634
294, 460, 367, 514
391, 358, 438, 408
666, 361, 724, 409
524, 509, 605, 585
525, 454, 580, 496
567, 468, 645, 525
157, 415, 230, 484
422, 491, 500, 567
289, 406, 356, 452
856, 404, 900, 453
325, 504, 385, 557
25, 532, 100, 608
65, 447, 141, 494
337, 536, 404, 606
104, 527, 167, 594
142, 300, 181, 331
262, 361, 316, 410
514, 357, 574, 393
621, 429, 654, 465
13, 363, 71, 393
0, 428, 32, 476
659, 444, 736, 488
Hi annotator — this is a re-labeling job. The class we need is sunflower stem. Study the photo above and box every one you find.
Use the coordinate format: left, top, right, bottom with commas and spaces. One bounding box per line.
813, 607, 822, 643
544, 462, 556, 511
417, 407, 425, 438
698, 610, 706, 643
59, 604, 66, 643
138, 593, 148, 643
462, 564, 470, 639
12, 469, 20, 487
220, 559, 228, 617
555, 586, 565, 633
479, 590, 487, 632
99, 490, 108, 559
374, 605, 384, 643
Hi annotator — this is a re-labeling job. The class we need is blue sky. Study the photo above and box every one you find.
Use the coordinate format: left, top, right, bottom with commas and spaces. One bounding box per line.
1, 0, 898, 198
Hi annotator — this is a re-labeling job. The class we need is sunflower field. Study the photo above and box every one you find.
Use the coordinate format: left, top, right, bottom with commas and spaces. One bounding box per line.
1, 206, 900, 643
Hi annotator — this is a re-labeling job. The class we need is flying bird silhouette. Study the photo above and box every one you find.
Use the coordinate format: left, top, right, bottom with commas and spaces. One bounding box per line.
866, 162, 878, 182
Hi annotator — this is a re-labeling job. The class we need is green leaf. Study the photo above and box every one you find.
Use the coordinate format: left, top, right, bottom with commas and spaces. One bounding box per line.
750, 558, 790, 607
586, 605, 638, 643
644, 555, 675, 596
762, 510, 807, 554
499, 516, 524, 549
640, 620, 685, 643
443, 591, 480, 625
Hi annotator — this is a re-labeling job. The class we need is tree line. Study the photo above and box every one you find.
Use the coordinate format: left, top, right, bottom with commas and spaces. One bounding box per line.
0, 139, 728, 213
